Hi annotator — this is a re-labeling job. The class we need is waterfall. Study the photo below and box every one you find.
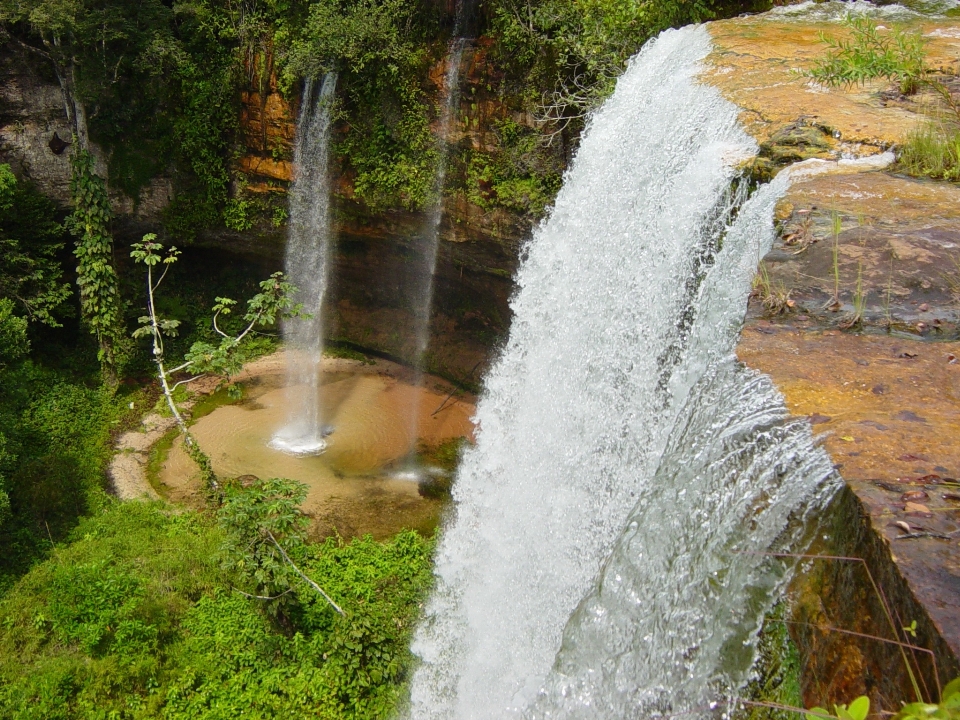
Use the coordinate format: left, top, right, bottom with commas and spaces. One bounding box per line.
407, 25, 840, 720
271, 72, 338, 456
403, 13, 470, 456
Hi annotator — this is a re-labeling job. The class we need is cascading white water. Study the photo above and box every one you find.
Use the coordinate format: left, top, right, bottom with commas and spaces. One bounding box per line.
271, 72, 338, 456
408, 25, 841, 720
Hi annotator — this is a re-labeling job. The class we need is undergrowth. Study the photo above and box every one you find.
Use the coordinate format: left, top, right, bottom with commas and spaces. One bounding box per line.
0, 501, 435, 719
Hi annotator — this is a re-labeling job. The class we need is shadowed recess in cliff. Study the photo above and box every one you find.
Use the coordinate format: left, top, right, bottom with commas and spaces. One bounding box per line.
406, 25, 839, 720
271, 73, 338, 456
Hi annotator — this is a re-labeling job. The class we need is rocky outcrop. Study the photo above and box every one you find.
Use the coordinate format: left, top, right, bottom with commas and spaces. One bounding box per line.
0, 43, 173, 219
708, 10, 960, 711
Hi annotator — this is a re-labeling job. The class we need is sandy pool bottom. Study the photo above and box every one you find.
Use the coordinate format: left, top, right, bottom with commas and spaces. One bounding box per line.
158, 354, 475, 539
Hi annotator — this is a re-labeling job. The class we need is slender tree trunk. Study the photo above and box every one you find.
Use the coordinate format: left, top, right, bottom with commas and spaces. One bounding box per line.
46, 35, 90, 151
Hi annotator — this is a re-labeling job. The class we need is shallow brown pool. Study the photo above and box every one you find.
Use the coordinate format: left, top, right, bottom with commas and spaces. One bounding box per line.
157, 352, 475, 539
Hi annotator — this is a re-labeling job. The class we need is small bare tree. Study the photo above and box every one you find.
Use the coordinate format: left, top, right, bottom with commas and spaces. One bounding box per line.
131, 234, 303, 491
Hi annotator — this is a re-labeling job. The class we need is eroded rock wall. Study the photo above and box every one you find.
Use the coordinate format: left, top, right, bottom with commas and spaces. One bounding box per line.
231, 43, 535, 386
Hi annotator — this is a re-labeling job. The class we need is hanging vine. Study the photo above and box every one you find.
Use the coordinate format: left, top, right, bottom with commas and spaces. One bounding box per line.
68, 149, 125, 387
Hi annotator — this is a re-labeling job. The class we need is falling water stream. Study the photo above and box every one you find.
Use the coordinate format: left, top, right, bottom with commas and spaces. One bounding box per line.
271, 72, 338, 456
404, 2, 473, 457
408, 25, 846, 720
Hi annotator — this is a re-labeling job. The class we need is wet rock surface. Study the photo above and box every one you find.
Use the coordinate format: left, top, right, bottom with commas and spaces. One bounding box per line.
762, 170, 960, 334
707, 13, 960, 152
739, 330, 960, 676
709, 8, 960, 709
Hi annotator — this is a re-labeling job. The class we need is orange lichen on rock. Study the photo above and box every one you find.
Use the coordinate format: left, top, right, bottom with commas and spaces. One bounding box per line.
738, 329, 960, 482
706, 16, 960, 150
237, 47, 296, 184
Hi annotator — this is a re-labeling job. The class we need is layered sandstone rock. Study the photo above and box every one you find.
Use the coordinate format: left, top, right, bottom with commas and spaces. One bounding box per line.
707, 10, 960, 709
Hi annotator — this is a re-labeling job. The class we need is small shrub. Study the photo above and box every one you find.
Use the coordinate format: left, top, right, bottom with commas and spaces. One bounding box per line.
808, 15, 926, 94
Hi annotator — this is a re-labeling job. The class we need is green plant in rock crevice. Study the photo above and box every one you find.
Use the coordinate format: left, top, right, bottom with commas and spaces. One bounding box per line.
808, 15, 927, 94
824, 210, 843, 312
898, 119, 960, 182
752, 261, 795, 316
839, 262, 866, 331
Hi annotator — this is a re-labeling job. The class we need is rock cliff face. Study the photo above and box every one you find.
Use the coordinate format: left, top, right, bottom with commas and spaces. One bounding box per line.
0, 45, 75, 203
707, 10, 960, 710
0, 38, 535, 386
0, 45, 172, 220
232, 44, 535, 386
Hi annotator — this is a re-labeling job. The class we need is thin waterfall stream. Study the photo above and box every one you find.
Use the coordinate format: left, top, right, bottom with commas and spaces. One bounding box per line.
408, 25, 845, 720
403, 1, 474, 461
271, 72, 338, 456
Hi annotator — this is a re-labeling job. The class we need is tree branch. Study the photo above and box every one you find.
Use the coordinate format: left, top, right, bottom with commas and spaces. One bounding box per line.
267, 530, 344, 615
170, 374, 206, 392
232, 586, 293, 601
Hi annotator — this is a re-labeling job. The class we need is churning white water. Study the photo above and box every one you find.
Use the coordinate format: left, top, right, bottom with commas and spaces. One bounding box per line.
408, 25, 840, 720
271, 73, 337, 456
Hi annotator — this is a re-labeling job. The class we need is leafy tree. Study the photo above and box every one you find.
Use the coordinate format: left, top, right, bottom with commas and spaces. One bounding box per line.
130, 234, 303, 490
0, 165, 71, 326
68, 149, 125, 388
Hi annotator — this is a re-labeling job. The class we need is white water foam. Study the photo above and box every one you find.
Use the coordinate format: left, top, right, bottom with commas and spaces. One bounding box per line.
408, 25, 840, 720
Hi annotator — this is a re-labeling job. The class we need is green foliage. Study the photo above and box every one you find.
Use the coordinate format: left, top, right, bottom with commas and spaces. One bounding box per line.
3, 373, 124, 540
0, 502, 226, 718
0, 0, 180, 199
217, 477, 309, 607
131, 237, 299, 382
808, 15, 926, 94
68, 150, 125, 384
899, 121, 960, 181
807, 696, 870, 720
163, 48, 239, 237
0, 301, 24, 531
0, 0, 250, 231
324, 343, 375, 364
283, 0, 441, 210
0, 298, 29, 365
164, 530, 434, 718
490, 0, 721, 131
464, 119, 563, 216
0, 500, 435, 719
222, 198, 254, 231
181, 271, 302, 378
0, 164, 71, 326
894, 678, 960, 720
0, 296, 133, 585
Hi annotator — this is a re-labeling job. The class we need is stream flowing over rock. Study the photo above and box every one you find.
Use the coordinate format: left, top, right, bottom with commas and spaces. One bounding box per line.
408, 26, 838, 719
